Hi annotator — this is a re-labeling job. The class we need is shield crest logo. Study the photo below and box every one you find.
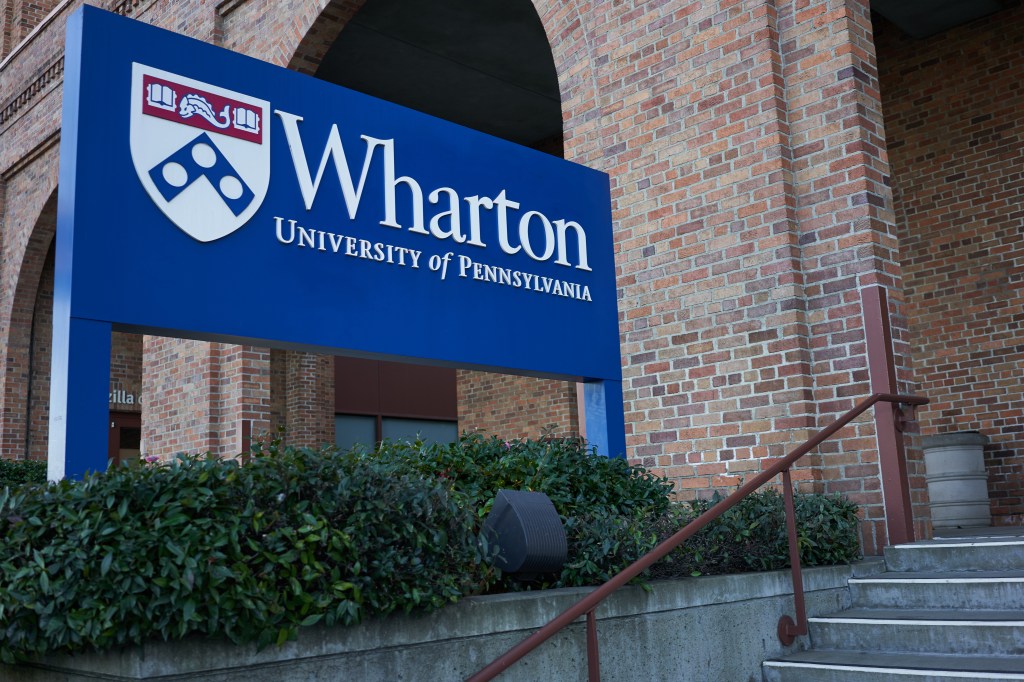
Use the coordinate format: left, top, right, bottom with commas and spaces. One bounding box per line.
130, 63, 270, 242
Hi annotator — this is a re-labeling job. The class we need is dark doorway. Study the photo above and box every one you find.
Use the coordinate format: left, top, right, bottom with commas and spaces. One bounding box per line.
109, 412, 141, 467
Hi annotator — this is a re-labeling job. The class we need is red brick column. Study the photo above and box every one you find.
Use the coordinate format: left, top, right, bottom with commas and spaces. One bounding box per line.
780, 0, 923, 551
142, 339, 272, 459
215, 344, 272, 456
283, 351, 335, 448
142, 337, 218, 457
531, 0, 920, 551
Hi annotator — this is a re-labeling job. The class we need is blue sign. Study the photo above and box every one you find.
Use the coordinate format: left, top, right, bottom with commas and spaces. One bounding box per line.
51, 6, 624, 478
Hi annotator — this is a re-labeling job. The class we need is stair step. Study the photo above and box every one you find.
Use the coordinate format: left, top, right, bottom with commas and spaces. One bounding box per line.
764, 534, 1024, 679
885, 539, 1024, 572
808, 608, 1024, 655
763, 650, 1024, 682
849, 570, 1024, 609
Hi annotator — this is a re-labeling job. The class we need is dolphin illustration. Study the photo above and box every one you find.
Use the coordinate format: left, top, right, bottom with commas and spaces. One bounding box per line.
178, 93, 231, 129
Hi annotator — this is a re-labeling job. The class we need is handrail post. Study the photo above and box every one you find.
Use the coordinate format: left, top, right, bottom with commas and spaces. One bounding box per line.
777, 468, 807, 645
586, 609, 600, 682
863, 286, 915, 546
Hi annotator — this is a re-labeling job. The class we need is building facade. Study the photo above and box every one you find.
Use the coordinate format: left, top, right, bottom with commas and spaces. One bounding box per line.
1, 0, 1021, 553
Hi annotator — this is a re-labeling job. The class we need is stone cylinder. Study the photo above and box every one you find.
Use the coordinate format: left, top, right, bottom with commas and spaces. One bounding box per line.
922, 432, 991, 529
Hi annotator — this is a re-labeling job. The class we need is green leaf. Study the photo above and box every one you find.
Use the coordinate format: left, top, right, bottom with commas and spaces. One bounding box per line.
276, 627, 291, 647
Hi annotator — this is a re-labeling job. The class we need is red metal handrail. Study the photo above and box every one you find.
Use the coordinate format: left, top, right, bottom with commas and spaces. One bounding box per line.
468, 391, 928, 682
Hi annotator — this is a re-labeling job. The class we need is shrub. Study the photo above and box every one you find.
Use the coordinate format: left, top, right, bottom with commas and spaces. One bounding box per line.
0, 459, 46, 488
648, 489, 861, 579
358, 436, 860, 587
0, 446, 487, 663
360, 434, 674, 587
0, 435, 862, 663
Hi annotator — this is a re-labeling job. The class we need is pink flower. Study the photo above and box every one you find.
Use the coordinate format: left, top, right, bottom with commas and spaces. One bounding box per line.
143, 455, 160, 464
504, 441, 512, 450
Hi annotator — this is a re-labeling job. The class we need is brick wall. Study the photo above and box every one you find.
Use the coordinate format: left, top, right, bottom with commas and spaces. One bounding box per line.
5, 0, 61, 53
109, 332, 142, 413
457, 372, 579, 441
26, 242, 53, 459
877, 2, 1024, 525
268, 348, 287, 435
0, 166, 57, 461
141, 338, 273, 458
0, 0, 69, 471
2, 0, 13, 58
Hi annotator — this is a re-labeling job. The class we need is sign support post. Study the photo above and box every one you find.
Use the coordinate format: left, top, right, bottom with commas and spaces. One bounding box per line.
48, 316, 112, 480
584, 380, 625, 459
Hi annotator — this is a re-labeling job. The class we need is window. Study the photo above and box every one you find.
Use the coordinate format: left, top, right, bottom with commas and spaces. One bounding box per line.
334, 357, 458, 450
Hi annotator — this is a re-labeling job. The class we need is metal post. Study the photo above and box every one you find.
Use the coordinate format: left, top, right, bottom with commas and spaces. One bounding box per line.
777, 468, 807, 645
862, 285, 915, 546
586, 609, 600, 682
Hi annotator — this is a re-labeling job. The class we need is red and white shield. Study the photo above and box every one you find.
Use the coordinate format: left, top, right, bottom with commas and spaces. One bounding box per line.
130, 63, 270, 242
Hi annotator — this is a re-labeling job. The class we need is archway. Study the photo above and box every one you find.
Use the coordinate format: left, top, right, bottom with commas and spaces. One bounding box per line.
1, 190, 57, 461
314, 0, 562, 152
276, 0, 577, 449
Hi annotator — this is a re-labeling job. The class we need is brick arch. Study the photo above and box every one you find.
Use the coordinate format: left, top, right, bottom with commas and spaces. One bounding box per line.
0, 187, 57, 460
286, 0, 367, 74
282, 0, 597, 140
531, 1, 604, 167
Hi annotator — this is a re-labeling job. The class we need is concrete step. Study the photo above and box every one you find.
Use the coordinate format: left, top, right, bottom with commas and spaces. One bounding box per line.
849, 570, 1024, 609
884, 538, 1024, 572
763, 650, 1024, 682
808, 608, 1024, 656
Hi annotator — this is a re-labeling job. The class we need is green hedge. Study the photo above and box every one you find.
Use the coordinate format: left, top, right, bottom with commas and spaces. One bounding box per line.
0, 446, 487, 663
0, 437, 860, 663
0, 459, 46, 488
646, 489, 862, 579
362, 434, 675, 588
361, 436, 859, 586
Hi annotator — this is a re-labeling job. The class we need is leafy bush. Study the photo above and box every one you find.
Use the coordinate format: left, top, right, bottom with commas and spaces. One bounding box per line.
358, 436, 860, 587
0, 458, 46, 488
360, 434, 674, 587
0, 445, 487, 663
0, 435, 861, 663
648, 489, 861, 579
